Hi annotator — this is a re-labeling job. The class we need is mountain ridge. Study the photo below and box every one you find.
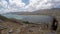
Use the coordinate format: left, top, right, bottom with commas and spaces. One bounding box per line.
4, 8, 60, 16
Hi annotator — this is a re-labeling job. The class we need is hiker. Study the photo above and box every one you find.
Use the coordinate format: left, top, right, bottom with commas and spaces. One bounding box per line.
51, 17, 58, 31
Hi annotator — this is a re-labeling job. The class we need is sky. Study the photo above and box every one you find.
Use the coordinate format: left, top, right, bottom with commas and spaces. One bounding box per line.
0, 0, 60, 14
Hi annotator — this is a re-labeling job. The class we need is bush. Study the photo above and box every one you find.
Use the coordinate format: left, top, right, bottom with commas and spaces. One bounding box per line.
23, 21, 30, 24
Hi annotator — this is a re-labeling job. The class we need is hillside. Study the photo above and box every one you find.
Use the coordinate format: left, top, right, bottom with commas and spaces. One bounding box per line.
0, 14, 60, 34
0, 15, 9, 22
5, 8, 60, 16
0, 16, 59, 34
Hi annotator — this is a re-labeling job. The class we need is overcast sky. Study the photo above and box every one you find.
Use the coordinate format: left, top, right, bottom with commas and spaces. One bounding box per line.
0, 0, 60, 14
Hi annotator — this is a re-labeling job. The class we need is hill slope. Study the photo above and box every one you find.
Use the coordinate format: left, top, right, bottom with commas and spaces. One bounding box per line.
0, 15, 9, 22
5, 8, 60, 16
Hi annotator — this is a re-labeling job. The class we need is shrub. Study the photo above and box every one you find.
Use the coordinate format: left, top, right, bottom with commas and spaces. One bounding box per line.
23, 21, 30, 24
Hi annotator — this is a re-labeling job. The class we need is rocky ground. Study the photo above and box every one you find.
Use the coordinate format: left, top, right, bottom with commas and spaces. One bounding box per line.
0, 15, 60, 34
0, 20, 59, 34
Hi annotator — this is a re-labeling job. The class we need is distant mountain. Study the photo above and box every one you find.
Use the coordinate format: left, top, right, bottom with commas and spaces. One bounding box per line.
33, 8, 60, 15
5, 8, 60, 16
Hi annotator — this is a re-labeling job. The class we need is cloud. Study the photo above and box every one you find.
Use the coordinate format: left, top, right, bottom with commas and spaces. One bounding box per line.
25, 0, 60, 11
0, 0, 8, 8
9, 0, 25, 8
0, 0, 26, 14
0, 0, 60, 14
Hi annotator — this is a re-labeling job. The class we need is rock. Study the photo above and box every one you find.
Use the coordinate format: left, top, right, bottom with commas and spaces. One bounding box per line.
46, 31, 57, 34
0, 20, 4, 23
16, 29, 21, 34
8, 29, 13, 34
0, 25, 7, 30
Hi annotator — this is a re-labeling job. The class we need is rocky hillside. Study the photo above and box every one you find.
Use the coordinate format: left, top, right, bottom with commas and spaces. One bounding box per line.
0, 15, 60, 34
0, 15, 9, 23
5, 8, 60, 16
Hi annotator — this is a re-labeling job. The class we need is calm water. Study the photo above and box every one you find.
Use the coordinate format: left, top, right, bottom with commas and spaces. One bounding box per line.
2, 14, 53, 23
2, 14, 25, 20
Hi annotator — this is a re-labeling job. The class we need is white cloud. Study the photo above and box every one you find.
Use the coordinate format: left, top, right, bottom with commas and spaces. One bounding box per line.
25, 0, 54, 10
0, 0, 60, 14
0, 0, 26, 14
0, 0, 7, 8
9, 0, 25, 8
